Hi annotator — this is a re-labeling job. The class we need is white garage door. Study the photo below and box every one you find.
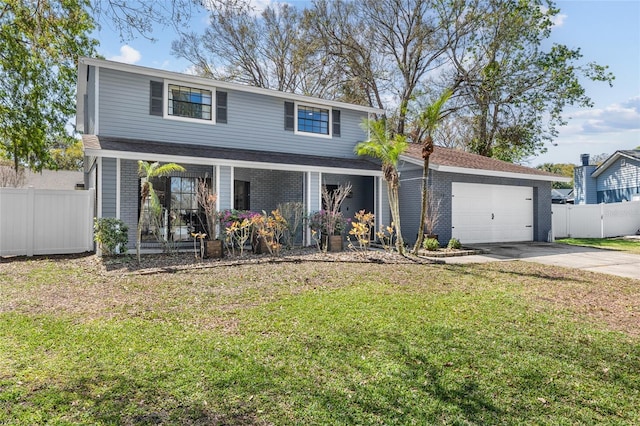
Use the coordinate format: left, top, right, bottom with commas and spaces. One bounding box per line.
452, 182, 533, 244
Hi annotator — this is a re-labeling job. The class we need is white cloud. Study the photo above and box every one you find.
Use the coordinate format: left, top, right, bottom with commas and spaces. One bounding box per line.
550, 12, 567, 27
572, 96, 640, 134
108, 45, 141, 65
540, 6, 566, 28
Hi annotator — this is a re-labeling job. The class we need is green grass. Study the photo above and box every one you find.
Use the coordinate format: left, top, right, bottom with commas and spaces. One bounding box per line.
557, 237, 640, 254
1, 256, 639, 424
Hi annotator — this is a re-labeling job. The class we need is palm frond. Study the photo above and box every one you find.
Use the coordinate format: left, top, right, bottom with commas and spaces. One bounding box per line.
153, 163, 186, 177
355, 119, 408, 168
417, 89, 453, 132
138, 160, 186, 178
148, 185, 162, 216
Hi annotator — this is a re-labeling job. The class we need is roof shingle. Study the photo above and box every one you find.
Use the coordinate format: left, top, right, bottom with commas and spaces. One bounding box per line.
83, 135, 380, 171
403, 144, 562, 178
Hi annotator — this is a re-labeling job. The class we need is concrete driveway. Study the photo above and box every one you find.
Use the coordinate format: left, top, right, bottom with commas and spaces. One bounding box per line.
444, 242, 640, 280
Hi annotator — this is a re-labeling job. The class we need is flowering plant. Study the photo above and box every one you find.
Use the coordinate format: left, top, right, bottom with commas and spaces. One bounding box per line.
308, 210, 348, 236
218, 209, 261, 229
218, 209, 261, 256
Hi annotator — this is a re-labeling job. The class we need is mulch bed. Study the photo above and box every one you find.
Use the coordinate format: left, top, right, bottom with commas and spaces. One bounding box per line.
100, 247, 446, 275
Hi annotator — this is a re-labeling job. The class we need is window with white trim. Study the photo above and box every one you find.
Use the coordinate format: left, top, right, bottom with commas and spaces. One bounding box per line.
285, 101, 341, 137
298, 105, 329, 135
168, 84, 212, 121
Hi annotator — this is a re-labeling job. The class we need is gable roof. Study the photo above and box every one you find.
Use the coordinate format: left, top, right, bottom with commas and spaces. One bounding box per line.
591, 149, 640, 178
400, 144, 570, 182
82, 135, 381, 176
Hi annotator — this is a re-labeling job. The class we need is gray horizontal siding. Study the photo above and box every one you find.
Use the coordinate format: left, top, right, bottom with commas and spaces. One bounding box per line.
398, 168, 425, 245
399, 170, 553, 245
97, 68, 369, 159
379, 178, 390, 229
101, 157, 117, 218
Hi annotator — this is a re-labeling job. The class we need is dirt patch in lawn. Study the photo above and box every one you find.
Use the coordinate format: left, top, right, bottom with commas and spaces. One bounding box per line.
474, 262, 640, 337
1, 251, 639, 337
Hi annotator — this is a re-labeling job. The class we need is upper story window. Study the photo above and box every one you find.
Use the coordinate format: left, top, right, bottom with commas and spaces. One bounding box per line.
285, 101, 340, 138
150, 80, 223, 125
298, 105, 329, 135
168, 84, 212, 121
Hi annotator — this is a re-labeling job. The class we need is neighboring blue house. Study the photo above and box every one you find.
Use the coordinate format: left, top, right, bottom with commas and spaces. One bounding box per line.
574, 151, 640, 204
76, 58, 386, 250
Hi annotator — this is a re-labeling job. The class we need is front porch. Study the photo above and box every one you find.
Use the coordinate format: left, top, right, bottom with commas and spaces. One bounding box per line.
84, 136, 387, 252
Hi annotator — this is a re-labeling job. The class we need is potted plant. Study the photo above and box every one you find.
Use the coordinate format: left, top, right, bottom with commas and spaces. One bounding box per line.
307, 183, 352, 252
309, 210, 347, 252
327, 212, 347, 252
196, 178, 223, 258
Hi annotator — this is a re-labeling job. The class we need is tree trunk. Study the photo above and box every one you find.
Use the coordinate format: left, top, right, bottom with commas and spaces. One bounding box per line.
137, 193, 148, 264
387, 181, 404, 256
137, 214, 143, 264
413, 154, 431, 254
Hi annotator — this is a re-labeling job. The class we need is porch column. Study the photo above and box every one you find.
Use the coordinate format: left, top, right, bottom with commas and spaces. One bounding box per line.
377, 176, 390, 229
306, 171, 321, 246
217, 165, 233, 211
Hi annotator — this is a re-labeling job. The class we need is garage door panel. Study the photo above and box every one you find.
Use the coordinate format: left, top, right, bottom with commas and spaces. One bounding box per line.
452, 182, 533, 244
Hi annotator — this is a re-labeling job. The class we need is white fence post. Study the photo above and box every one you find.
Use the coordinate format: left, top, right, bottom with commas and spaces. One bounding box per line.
600, 203, 604, 239
26, 187, 35, 256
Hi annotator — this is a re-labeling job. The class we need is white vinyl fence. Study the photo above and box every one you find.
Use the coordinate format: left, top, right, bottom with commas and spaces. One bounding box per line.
0, 188, 95, 256
552, 201, 640, 239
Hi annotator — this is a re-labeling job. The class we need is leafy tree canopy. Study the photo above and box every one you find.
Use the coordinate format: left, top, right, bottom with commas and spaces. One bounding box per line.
537, 162, 574, 189
0, 0, 97, 171
171, 0, 613, 163
50, 139, 84, 171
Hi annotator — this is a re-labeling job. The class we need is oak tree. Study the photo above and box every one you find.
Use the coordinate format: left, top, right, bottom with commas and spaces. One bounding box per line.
0, 0, 96, 171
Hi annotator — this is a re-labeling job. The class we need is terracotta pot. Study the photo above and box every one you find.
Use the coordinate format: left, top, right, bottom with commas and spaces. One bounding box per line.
327, 235, 343, 252
253, 236, 270, 254
205, 239, 224, 258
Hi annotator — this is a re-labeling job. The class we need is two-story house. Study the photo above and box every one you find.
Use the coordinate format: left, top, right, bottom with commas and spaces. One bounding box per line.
77, 57, 568, 249
76, 58, 387, 250
574, 151, 640, 204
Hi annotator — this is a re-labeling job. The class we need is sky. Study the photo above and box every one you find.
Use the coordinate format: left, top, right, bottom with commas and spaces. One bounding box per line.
92, 0, 640, 167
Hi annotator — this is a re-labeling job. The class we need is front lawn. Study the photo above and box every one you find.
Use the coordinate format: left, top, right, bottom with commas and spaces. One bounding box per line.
1, 254, 639, 424
557, 237, 640, 254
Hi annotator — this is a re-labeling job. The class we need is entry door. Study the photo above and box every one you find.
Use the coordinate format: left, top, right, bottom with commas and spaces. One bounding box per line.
234, 180, 250, 210
451, 182, 533, 244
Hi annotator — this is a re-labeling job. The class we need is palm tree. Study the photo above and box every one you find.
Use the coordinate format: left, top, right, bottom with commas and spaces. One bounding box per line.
410, 89, 452, 254
137, 160, 186, 263
355, 119, 408, 255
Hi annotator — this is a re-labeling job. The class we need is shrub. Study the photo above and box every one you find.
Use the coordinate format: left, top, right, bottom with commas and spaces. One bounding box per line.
277, 202, 305, 248
422, 237, 440, 251
94, 217, 128, 255
376, 223, 395, 252
447, 238, 462, 250
308, 210, 347, 237
348, 210, 375, 252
